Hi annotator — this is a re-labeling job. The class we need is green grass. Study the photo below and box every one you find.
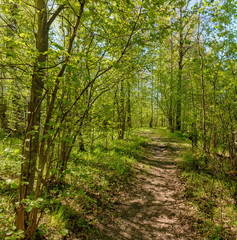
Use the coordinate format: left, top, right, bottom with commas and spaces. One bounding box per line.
1, 128, 236, 239
135, 127, 189, 141
51, 132, 149, 239
176, 141, 237, 239
0, 130, 148, 239
0, 138, 23, 239
137, 127, 237, 239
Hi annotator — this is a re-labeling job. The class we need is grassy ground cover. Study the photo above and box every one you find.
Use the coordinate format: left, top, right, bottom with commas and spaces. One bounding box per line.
135, 127, 237, 239
0, 131, 148, 239
156, 128, 237, 240
1, 128, 236, 239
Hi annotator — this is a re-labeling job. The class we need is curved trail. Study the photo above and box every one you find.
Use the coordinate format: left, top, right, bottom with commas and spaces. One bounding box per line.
94, 136, 198, 240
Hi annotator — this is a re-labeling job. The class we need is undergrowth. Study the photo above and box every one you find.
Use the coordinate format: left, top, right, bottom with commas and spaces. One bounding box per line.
0, 131, 148, 239
177, 143, 237, 239
0, 137, 23, 239
142, 127, 237, 239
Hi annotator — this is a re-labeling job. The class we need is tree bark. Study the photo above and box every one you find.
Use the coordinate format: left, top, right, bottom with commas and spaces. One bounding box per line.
16, 0, 48, 233
176, 6, 184, 131
127, 82, 132, 128
197, 5, 206, 152
16, 1, 66, 237
149, 63, 154, 128
169, 25, 174, 132
118, 79, 126, 139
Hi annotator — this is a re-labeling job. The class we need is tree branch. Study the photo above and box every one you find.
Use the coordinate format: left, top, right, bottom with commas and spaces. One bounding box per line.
47, 4, 65, 29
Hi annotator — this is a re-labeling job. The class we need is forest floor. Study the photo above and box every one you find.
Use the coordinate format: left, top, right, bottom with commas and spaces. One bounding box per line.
92, 131, 199, 240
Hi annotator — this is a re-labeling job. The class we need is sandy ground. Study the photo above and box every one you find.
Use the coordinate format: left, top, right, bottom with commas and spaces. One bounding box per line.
92, 136, 198, 240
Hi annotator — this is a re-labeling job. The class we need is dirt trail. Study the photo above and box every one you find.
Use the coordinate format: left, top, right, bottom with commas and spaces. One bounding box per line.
94, 136, 198, 240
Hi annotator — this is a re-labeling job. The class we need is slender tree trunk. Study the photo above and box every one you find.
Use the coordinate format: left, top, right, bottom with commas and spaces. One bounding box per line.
16, 1, 66, 238
197, 7, 206, 152
8, 3, 25, 136
16, 0, 48, 234
79, 130, 86, 151
169, 26, 174, 132
149, 64, 154, 128
0, 3, 18, 134
127, 82, 132, 128
155, 70, 160, 127
176, 7, 184, 131
31, 4, 84, 238
118, 79, 126, 139
211, 77, 218, 148
0, 73, 9, 132
199, 51, 206, 151
138, 78, 143, 127
12, 85, 25, 135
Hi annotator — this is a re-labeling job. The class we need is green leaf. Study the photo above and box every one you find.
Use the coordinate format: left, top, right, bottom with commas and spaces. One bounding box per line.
11, 182, 18, 189
26, 206, 33, 212
52, 42, 64, 50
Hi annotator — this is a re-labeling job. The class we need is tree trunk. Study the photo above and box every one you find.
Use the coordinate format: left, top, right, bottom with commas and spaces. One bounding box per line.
118, 79, 126, 139
16, 0, 48, 234
169, 26, 174, 132
0, 99, 9, 132
79, 130, 86, 151
16, 1, 67, 237
176, 7, 184, 131
127, 82, 132, 128
197, 8, 206, 152
149, 64, 154, 128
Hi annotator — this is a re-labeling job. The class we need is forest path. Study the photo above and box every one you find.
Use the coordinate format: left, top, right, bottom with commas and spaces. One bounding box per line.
93, 133, 198, 240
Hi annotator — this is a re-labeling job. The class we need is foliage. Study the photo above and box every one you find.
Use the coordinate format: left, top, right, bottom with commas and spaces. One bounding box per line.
178, 145, 237, 239
0, 131, 147, 239
0, 199, 24, 239
0, 0, 236, 238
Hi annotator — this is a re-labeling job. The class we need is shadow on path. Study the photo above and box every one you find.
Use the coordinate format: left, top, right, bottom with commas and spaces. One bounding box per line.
92, 136, 197, 240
